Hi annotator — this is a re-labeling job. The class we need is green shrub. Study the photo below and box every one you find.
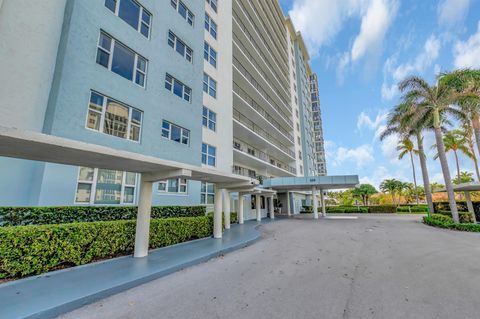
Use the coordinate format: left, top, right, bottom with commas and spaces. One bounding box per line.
433, 201, 480, 220
301, 206, 312, 213
423, 216, 480, 232
0, 205, 206, 226
368, 205, 397, 214
396, 206, 428, 213
326, 206, 368, 213
206, 212, 238, 226
436, 211, 474, 223
430, 213, 453, 223
0, 216, 213, 279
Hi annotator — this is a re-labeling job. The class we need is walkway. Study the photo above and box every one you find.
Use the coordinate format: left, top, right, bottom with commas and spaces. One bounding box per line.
59, 215, 480, 319
0, 219, 273, 319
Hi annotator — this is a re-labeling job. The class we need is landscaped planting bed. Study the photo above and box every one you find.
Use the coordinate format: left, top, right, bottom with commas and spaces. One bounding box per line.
423, 214, 480, 232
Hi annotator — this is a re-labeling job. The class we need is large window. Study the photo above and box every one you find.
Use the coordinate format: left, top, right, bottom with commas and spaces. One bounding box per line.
105, 0, 151, 38
204, 41, 217, 68
75, 167, 137, 204
201, 182, 215, 204
165, 73, 191, 102
96, 32, 147, 87
86, 91, 142, 142
162, 120, 190, 145
168, 31, 193, 62
170, 0, 194, 26
202, 106, 216, 131
204, 14, 217, 39
202, 143, 216, 166
205, 0, 217, 12
158, 178, 188, 194
203, 73, 217, 98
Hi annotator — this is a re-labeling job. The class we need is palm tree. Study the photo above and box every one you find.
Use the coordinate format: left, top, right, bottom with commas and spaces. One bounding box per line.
459, 122, 480, 181
453, 171, 474, 185
399, 76, 464, 223
432, 130, 474, 181
397, 138, 420, 204
380, 179, 403, 206
380, 101, 435, 214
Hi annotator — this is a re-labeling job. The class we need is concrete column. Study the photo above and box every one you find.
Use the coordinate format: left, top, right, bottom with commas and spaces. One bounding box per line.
465, 191, 477, 223
312, 186, 319, 219
269, 196, 275, 220
256, 194, 261, 221
214, 187, 223, 239
134, 178, 153, 258
223, 190, 231, 230
238, 193, 244, 224
320, 190, 326, 217
287, 191, 291, 216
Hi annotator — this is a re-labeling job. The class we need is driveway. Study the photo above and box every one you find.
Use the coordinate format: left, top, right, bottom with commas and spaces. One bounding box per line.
58, 215, 480, 319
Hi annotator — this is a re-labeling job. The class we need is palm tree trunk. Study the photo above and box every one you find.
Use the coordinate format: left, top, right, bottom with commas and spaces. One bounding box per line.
409, 151, 420, 205
454, 150, 461, 182
416, 132, 434, 214
472, 113, 480, 159
473, 156, 480, 181
435, 127, 459, 223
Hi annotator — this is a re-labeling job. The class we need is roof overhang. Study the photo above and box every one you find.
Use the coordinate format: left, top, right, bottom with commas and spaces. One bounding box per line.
261, 175, 359, 191
0, 126, 257, 185
435, 182, 480, 193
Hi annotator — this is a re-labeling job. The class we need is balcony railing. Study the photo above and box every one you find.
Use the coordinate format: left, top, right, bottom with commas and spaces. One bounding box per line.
233, 139, 296, 175
233, 109, 295, 159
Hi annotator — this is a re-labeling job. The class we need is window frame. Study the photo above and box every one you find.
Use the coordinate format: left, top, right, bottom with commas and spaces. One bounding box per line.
96, 32, 148, 88
171, 0, 195, 26
168, 30, 193, 63
205, 0, 218, 12
202, 143, 216, 167
203, 73, 217, 98
202, 106, 216, 132
158, 178, 188, 195
161, 120, 190, 146
85, 91, 143, 142
74, 167, 138, 205
203, 41, 217, 68
201, 182, 216, 204
204, 14, 217, 39
105, 0, 152, 39
165, 73, 192, 102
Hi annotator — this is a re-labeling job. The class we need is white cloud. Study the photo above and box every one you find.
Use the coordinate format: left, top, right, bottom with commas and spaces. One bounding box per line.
381, 35, 441, 100
360, 165, 407, 188
335, 145, 375, 168
453, 22, 480, 69
438, 0, 471, 26
357, 110, 388, 131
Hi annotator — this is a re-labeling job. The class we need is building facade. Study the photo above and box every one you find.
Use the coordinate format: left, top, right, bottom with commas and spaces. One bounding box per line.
0, 0, 325, 216
310, 73, 327, 175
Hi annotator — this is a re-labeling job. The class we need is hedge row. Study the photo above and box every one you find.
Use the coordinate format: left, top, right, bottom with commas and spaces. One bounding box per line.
435, 211, 475, 223
0, 216, 213, 279
396, 206, 429, 213
424, 215, 480, 232
433, 202, 480, 220
0, 205, 206, 227
326, 207, 368, 214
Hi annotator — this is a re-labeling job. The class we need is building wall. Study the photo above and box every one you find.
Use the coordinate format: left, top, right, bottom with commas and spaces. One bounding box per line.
310, 73, 327, 175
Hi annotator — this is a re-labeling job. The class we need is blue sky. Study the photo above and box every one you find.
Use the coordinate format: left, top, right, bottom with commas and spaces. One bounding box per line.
280, 0, 480, 188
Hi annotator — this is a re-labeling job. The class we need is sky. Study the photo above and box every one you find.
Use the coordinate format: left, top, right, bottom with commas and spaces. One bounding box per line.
279, 0, 480, 188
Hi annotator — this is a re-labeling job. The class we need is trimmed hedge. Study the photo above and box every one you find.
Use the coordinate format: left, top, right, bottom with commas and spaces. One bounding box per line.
424, 215, 480, 232
368, 205, 397, 214
436, 211, 475, 223
0, 205, 206, 227
433, 201, 480, 221
0, 216, 213, 279
326, 206, 368, 214
396, 206, 429, 213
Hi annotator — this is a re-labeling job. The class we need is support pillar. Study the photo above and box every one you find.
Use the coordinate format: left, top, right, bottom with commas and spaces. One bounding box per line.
312, 186, 319, 219
214, 187, 224, 239
287, 191, 291, 216
223, 190, 231, 230
269, 196, 275, 219
134, 178, 153, 258
256, 194, 261, 222
238, 193, 244, 224
320, 190, 326, 217
465, 191, 477, 223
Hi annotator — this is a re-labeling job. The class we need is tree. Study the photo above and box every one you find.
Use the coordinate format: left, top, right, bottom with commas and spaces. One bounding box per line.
399, 76, 464, 223
453, 171, 474, 185
459, 122, 480, 181
397, 138, 420, 204
380, 100, 435, 214
380, 179, 404, 205
352, 184, 378, 206
430, 182, 445, 193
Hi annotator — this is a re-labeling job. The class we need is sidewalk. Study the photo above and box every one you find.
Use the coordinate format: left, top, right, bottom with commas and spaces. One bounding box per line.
0, 219, 274, 319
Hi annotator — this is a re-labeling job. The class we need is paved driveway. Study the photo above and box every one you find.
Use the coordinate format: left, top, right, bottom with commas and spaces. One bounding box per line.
59, 215, 480, 319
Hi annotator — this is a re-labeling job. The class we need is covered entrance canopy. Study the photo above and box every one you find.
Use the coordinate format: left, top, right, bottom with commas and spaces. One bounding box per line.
261, 175, 359, 219
434, 182, 479, 223
0, 126, 257, 257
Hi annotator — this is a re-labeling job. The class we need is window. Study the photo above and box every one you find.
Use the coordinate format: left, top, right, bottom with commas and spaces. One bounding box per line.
202, 143, 216, 166
168, 31, 193, 62
204, 41, 217, 67
165, 73, 191, 102
105, 0, 151, 38
202, 106, 216, 131
162, 120, 190, 145
171, 0, 194, 26
298, 150, 302, 160
205, 14, 217, 39
203, 73, 217, 98
201, 182, 215, 204
158, 178, 188, 194
206, 0, 217, 12
86, 91, 142, 142
75, 167, 137, 204
96, 32, 147, 87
